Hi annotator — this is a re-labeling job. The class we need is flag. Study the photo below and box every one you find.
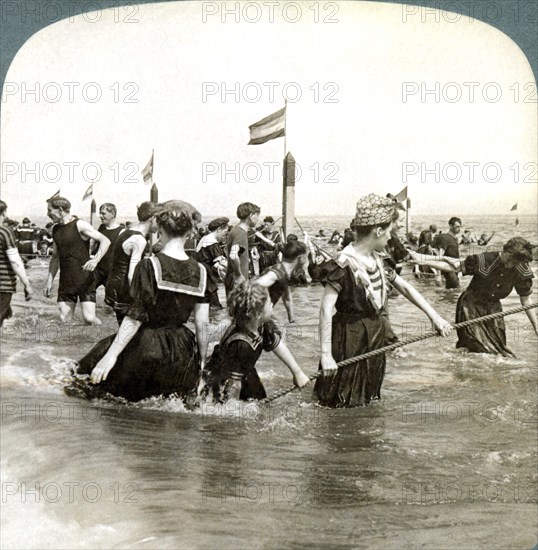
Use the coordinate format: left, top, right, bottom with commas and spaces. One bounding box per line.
248, 107, 285, 145
47, 189, 60, 201
141, 151, 154, 185
510, 203, 518, 211
82, 183, 93, 201
395, 186, 408, 202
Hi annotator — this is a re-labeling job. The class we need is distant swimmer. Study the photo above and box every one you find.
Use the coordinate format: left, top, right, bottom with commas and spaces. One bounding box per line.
477, 231, 495, 246
460, 230, 475, 245
328, 230, 342, 244
433, 217, 462, 289
15, 217, 38, 258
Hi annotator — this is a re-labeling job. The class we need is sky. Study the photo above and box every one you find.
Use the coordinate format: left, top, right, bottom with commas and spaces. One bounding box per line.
1, 0, 537, 221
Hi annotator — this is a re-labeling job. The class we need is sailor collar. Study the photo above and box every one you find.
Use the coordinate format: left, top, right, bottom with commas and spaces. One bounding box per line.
477, 252, 533, 279
335, 246, 388, 311
149, 255, 207, 296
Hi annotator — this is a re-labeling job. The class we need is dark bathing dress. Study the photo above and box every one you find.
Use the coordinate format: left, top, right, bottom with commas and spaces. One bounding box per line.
456, 252, 533, 357
105, 229, 149, 323
195, 238, 226, 309
76, 253, 216, 402
94, 224, 124, 288
258, 263, 289, 306
313, 250, 396, 408
52, 217, 96, 303
204, 321, 282, 403
258, 230, 282, 272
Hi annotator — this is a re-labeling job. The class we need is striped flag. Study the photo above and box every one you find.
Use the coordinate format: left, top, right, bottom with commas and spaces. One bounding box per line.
248, 107, 285, 145
82, 183, 93, 201
141, 151, 154, 185
510, 203, 518, 211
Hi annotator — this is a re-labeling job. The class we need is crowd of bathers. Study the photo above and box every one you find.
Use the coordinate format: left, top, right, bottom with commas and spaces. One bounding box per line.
0, 195, 535, 408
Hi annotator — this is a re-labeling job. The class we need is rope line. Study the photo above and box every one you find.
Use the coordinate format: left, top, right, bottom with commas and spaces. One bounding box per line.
294, 217, 333, 258
260, 302, 538, 404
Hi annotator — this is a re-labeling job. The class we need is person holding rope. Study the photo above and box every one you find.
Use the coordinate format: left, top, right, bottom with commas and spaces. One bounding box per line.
203, 281, 309, 403
409, 237, 537, 357
314, 194, 452, 408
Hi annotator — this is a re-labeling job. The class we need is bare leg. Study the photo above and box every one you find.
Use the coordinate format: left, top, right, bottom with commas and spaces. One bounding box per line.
58, 301, 76, 323
80, 301, 102, 325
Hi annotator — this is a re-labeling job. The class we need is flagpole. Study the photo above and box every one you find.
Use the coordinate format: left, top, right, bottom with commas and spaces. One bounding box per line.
283, 100, 287, 157
406, 183, 410, 236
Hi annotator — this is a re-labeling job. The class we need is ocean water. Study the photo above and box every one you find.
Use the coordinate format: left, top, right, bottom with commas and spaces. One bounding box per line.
1, 215, 537, 549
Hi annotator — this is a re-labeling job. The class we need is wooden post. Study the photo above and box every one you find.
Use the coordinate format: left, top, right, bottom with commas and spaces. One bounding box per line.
90, 199, 96, 227
282, 152, 295, 239
150, 183, 159, 250
150, 183, 159, 203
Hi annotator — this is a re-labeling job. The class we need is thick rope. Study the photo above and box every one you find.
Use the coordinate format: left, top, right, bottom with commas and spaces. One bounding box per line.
294, 217, 333, 258
261, 302, 538, 404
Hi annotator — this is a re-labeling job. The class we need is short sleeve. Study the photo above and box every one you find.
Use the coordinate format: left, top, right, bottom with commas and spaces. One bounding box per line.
515, 276, 533, 297
126, 259, 157, 321
319, 260, 346, 293
262, 320, 282, 352
461, 254, 478, 276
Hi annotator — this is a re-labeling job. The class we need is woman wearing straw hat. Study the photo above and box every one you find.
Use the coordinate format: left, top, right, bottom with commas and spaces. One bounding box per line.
314, 194, 452, 408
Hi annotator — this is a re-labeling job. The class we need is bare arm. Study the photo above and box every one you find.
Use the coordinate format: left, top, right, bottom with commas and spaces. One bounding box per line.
254, 231, 275, 247
320, 285, 338, 374
520, 294, 538, 335
6, 248, 33, 297
77, 220, 110, 271
228, 244, 243, 279
45, 242, 59, 296
194, 302, 210, 368
124, 235, 147, 285
282, 285, 295, 323
253, 271, 278, 288
408, 250, 461, 273
272, 340, 309, 387
483, 231, 496, 245
90, 316, 142, 383
392, 275, 452, 336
